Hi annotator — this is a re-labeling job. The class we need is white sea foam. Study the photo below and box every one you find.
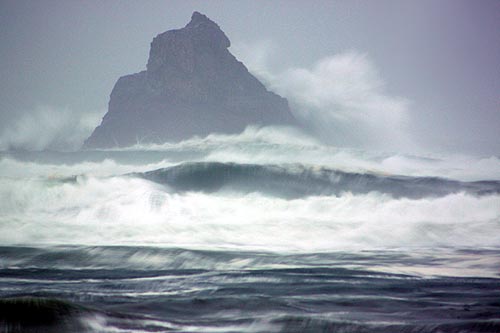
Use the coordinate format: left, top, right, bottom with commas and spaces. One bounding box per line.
2, 128, 500, 182
0, 157, 174, 179
1, 128, 499, 256
96, 126, 500, 181
1, 175, 499, 251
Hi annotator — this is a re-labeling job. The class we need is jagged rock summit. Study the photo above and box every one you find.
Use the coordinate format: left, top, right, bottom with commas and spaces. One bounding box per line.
84, 11, 296, 148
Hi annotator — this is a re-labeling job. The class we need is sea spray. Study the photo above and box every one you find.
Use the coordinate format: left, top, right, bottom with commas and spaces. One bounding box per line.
1, 173, 499, 251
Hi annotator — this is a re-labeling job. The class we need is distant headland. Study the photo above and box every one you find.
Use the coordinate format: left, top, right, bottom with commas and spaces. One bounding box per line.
83, 11, 296, 149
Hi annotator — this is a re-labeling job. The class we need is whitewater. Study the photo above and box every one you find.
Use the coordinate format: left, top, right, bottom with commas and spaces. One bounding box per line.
1, 127, 500, 332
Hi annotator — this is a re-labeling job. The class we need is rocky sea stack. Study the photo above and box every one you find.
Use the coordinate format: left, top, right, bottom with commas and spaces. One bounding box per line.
83, 12, 296, 148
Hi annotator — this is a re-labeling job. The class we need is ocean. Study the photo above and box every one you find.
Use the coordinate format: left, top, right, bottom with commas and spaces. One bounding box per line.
1, 127, 499, 332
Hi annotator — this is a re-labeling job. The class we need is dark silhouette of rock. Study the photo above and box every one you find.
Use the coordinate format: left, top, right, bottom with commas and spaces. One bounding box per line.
83, 11, 296, 149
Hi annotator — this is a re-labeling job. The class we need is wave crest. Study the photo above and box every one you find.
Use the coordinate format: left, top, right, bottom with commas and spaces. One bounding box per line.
138, 162, 500, 199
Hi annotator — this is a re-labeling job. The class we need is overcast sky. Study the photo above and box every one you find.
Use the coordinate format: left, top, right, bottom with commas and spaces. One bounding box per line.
0, 0, 499, 155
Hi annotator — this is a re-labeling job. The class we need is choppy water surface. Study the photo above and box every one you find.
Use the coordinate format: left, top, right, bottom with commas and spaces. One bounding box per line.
1, 246, 500, 333
1, 128, 499, 332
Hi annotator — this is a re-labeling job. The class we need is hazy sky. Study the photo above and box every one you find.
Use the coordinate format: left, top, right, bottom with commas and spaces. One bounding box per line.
0, 0, 499, 155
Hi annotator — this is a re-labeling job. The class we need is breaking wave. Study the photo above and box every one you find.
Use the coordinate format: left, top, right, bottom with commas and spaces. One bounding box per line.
138, 162, 500, 199
1, 127, 500, 252
2, 127, 500, 331
2, 126, 500, 182
115, 126, 500, 181
1, 168, 499, 251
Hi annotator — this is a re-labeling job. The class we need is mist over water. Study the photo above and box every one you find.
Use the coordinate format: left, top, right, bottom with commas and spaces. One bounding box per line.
1, 127, 500, 332
2, 126, 499, 180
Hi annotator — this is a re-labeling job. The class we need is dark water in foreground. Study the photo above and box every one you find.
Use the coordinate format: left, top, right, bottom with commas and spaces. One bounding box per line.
1, 246, 499, 333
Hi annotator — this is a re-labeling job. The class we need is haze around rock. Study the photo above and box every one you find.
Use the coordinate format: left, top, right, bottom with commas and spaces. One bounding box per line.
84, 12, 296, 149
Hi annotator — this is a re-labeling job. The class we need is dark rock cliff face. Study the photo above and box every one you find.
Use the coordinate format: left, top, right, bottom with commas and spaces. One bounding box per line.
83, 12, 296, 149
